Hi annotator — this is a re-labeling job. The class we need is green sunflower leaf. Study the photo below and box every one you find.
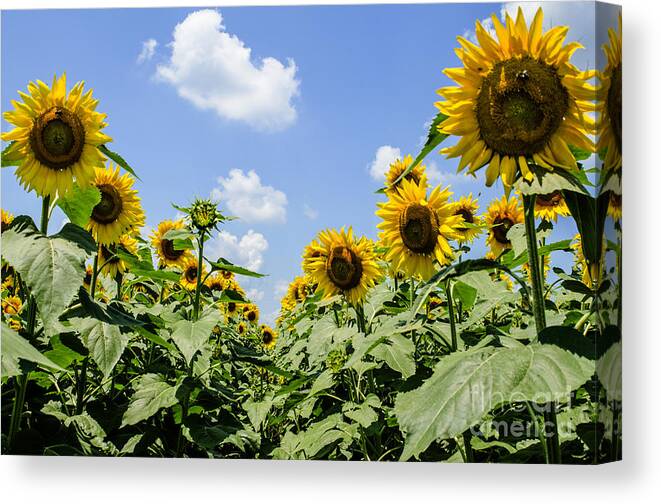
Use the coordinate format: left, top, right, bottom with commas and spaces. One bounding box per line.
120, 373, 181, 428
2, 217, 96, 337
1, 322, 66, 378
57, 183, 101, 228
169, 309, 222, 366
1, 141, 20, 167
98, 144, 140, 180
207, 257, 266, 278
74, 317, 130, 378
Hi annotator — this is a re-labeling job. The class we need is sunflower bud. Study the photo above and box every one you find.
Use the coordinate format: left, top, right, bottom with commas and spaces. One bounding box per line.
189, 198, 223, 232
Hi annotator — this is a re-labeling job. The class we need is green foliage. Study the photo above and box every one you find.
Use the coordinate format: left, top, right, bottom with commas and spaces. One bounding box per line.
56, 183, 102, 228
1, 323, 65, 378
120, 374, 181, 428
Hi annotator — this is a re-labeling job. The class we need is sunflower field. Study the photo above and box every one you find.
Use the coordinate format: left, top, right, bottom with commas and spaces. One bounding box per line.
1, 7, 621, 463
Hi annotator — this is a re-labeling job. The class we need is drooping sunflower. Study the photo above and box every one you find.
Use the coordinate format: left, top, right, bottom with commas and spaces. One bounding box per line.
2, 74, 111, 198
385, 155, 428, 194
180, 256, 206, 291
2, 295, 22, 315
260, 325, 278, 350
98, 233, 138, 279
86, 164, 144, 245
485, 196, 524, 257
607, 191, 622, 222
436, 8, 595, 188
302, 227, 382, 305
151, 219, 193, 269
596, 14, 622, 172
1, 209, 14, 233
572, 233, 604, 288
449, 193, 483, 244
243, 304, 260, 325
376, 178, 461, 280
533, 190, 570, 222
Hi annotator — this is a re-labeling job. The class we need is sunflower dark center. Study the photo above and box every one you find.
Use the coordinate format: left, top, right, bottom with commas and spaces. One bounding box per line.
247, 311, 257, 322
326, 246, 363, 290
30, 107, 85, 171
492, 217, 514, 244
92, 184, 123, 224
536, 191, 563, 207
476, 56, 569, 156
227, 302, 236, 313
399, 203, 439, 254
262, 330, 274, 345
455, 208, 474, 224
162, 239, 183, 261
607, 64, 622, 152
185, 266, 198, 283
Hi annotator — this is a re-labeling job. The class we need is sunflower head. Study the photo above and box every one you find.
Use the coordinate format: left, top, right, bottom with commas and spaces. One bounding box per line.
151, 219, 193, 269
180, 256, 206, 291
99, 233, 138, 279
385, 155, 428, 194
204, 272, 226, 292
484, 195, 524, 256
572, 233, 605, 288
243, 304, 260, 324
534, 190, 570, 222
436, 7, 595, 189
2, 295, 22, 315
597, 14, 622, 172
607, 191, 622, 222
189, 198, 223, 233
87, 163, 145, 245
449, 194, 483, 244
2, 74, 112, 198
260, 325, 278, 350
302, 227, 382, 305
1, 209, 14, 233
376, 178, 461, 280
237, 321, 248, 336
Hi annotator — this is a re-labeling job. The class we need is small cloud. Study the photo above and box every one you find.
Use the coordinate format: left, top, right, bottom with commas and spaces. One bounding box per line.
207, 229, 269, 272
246, 288, 265, 302
368, 145, 401, 181
137, 38, 158, 64
211, 168, 287, 223
302, 203, 318, 220
426, 160, 476, 187
274, 279, 289, 296
155, 9, 300, 131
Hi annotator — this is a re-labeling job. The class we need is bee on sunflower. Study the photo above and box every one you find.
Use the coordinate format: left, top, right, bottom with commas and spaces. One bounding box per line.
302, 227, 382, 305
384, 155, 428, 194
596, 14, 622, 172
180, 255, 207, 291
485, 196, 524, 257
436, 8, 595, 189
449, 194, 483, 244
2, 73, 112, 198
86, 163, 145, 245
1, 209, 14, 233
260, 325, 278, 350
533, 191, 570, 222
98, 233, 138, 279
376, 178, 461, 280
151, 219, 194, 269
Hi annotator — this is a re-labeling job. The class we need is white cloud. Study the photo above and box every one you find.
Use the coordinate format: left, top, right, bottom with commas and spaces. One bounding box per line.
302, 203, 318, 220
156, 9, 300, 131
137, 38, 158, 64
211, 168, 287, 223
274, 280, 289, 297
246, 288, 265, 302
426, 160, 476, 187
368, 145, 401, 181
207, 229, 268, 272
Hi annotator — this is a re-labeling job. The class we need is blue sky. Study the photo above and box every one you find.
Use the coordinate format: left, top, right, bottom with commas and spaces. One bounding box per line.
1, 2, 617, 322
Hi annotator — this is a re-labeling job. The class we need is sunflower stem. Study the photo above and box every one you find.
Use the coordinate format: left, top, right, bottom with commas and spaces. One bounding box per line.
193, 233, 205, 321
7, 195, 51, 452
523, 194, 560, 463
76, 252, 99, 415
115, 272, 123, 301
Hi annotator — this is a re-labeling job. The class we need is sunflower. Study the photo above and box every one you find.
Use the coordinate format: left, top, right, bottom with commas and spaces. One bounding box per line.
449, 193, 483, 244
572, 233, 604, 288
1, 209, 14, 233
243, 304, 260, 325
385, 155, 428, 194
98, 233, 138, 279
224, 278, 246, 298
86, 163, 144, 245
2, 295, 22, 315
180, 256, 206, 291
151, 219, 193, 269
83, 264, 94, 291
281, 275, 315, 312
485, 196, 524, 257
2, 73, 111, 198
607, 191, 622, 222
302, 227, 382, 305
205, 272, 226, 292
376, 178, 461, 280
225, 301, 240, 320
596, 14, 622, 172
237, 321, 248, 337
260, 325, 278, 350
436, 8, 594, 189
533, 190, 570, 222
